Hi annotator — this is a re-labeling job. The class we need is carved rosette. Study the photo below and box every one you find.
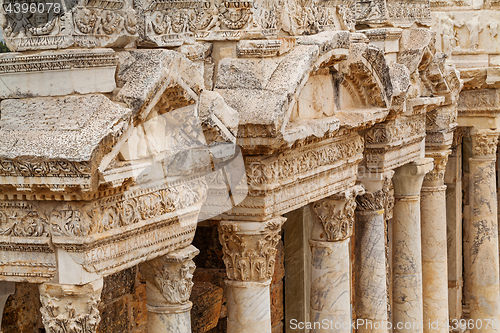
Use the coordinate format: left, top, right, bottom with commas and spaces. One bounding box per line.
471, 129, 500, 158
218, 218, 285, 282
39, 282, 102, 333
311, 186, 364, 241
140, 245, 199, 307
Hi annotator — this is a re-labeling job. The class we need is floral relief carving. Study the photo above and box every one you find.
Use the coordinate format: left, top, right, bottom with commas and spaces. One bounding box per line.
39, 284, 101, 333
366, 118, 426, 145
50, 179, 207, 237
311, 186, 363, 241
472, 130, 500, 157
0, 203, 49, 237
155, 259, 196, 305
247, 136, 364, 186
424, 153, 450, 182
219, 218, 284, 282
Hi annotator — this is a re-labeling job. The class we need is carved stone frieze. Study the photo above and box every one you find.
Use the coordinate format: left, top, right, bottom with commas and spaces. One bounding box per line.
140, 245, 199, 306
387, 0, 431, 27
0, 202, 49, 237
458, 89, 500, 117
366, 116, 425, 145
311, 185, 364, 241
471, 129, 500, 158
39, 281, 102, 333
219, 218, 284, 282
50, 178, 207, 237
2, 0, 138, 51
246, 133, 364, 187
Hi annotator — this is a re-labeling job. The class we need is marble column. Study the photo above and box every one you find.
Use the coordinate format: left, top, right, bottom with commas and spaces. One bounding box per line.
140, 245, 199, 333
218, 217, 285, 333
39, 278, 103, 333
309, 186, 364, 333
392, 158, 433, 333
467, 129, 500, 333
0, 282, 14, 333
421, 152, 450, 333
355, 173, 393, 333
444, 138, 463, 323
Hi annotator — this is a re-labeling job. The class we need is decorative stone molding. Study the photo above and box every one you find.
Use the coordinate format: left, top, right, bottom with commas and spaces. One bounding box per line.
140, 246, 199, 307
424, 151, 451, 183
246, 134, 364, 186
218, 218, 285, 282
356, 173, 393, 212
39, 280, 103, 333
311, 185, 364, 241
471, 129, 500, 158
452, 127, 469, 148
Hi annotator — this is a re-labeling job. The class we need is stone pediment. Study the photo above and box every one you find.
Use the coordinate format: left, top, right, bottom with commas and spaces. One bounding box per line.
215, 31, 396, 150
0, 94, 132, 195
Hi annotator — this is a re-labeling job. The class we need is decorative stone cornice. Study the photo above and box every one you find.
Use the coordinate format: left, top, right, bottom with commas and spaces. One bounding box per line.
39, 281, 102, 333
471, 129, 500, 158
140, 246, 199, 307
311, 185, 364, 241
218, 218, 285, 282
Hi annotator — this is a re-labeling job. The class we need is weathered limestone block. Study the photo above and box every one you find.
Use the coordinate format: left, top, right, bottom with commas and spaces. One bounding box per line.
218, 218, 285, 333
2, 0, 138, 51
39, 279, 103, 333
190, 281, 223, 333
140, 246, 199, 333
0, 94, 132, 194
0, 49, 117, 99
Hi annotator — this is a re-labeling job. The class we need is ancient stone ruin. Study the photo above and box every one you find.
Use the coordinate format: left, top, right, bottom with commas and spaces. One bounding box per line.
0, 0, 499, 333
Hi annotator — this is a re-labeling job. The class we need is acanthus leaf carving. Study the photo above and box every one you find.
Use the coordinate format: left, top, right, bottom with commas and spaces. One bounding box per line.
471, 130, 500, 157
0, 203, 49, 238
219, 218, 284, 282
311, 186, 363, 241
39, 283, 102, 333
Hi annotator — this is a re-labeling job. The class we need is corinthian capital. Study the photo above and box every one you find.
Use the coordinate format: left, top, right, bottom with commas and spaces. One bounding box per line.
39, 280, 103, 333
219, 218, 285, 282
140, 245, 199, 308
311, 185, 364, 241
424, 151, 451, 184
471, 129, 500, 158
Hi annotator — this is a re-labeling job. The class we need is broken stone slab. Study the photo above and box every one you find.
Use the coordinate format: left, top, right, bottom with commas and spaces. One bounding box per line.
0, 94, 132, 193
0, 49, 117, 99
236, 39, 296, 58
115, 49, 204, 119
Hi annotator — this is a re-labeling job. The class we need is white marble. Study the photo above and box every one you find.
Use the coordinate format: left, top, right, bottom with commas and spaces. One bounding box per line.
226, 280, 272, 333
309, 239, 351, 333
356, 209, 388, 333
392, 159, 433, 333
421, 186, 449, 333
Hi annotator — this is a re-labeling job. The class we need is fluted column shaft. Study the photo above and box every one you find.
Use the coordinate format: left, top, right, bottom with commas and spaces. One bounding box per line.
309, 186, 364, 333
219, 217, 285, 333
392, 158, 433, 333
140, 245, 199, 333
355, 173, 393, 333
467, 129, 500, 333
